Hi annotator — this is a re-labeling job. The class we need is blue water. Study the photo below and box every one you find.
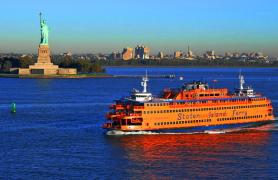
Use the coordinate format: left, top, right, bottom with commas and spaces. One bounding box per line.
1, 67, 278, 179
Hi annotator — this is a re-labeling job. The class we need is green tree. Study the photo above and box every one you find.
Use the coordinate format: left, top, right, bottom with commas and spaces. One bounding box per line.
2, 60, 12, 72
19, 55, 35, 68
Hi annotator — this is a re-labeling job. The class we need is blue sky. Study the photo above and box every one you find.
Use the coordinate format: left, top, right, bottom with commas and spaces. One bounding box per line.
0, 0, 277, 56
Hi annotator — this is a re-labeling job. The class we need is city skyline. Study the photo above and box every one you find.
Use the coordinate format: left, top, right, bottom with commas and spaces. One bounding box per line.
1, 0, 278, 56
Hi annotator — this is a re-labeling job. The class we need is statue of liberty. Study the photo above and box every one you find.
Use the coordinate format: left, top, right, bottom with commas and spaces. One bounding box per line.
40, 13, 49, 45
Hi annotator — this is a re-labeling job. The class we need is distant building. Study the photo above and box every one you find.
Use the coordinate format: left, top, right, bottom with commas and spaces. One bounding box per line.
225, 52, 232, 58
185, 46, 195, 60
254, 52, 268, 60
204, 51, 216, 60
233, 52, 240, 58
110, 51, 122, 60
134, 45, 150, 59
63, 51, 72, 57
174, 51, 183, 59
157, 51, 164, 59
122, 48, 133, 60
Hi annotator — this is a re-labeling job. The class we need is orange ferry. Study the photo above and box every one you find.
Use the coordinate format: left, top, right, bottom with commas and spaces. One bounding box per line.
103, 74, 274, 134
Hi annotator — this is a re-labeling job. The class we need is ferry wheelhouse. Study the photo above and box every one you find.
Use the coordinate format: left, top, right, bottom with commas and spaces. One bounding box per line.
103, 74, 274, 133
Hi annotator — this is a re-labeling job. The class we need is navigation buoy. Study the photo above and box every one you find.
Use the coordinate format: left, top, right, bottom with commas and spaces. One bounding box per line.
11, 103, 16, 113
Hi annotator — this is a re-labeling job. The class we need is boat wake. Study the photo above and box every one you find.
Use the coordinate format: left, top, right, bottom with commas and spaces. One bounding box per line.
106, 130, 160, 136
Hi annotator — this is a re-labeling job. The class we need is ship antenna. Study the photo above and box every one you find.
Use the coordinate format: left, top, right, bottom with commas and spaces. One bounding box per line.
142, 70, 149, 93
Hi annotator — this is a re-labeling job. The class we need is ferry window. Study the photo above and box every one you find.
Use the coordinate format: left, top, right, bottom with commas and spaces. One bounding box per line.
121, 119, 127, 125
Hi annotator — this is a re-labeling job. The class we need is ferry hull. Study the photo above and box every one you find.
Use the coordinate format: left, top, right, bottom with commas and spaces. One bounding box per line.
106, 120, 275, 135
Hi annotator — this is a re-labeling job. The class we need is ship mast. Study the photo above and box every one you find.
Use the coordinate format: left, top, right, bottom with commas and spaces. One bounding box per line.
141, 70, 149, 93
239, 73, 245, 90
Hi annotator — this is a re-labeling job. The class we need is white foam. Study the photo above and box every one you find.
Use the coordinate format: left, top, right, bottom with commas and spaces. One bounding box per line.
204, 130, 226, 134
107, 130, 205, 136
106, 130, 159, 136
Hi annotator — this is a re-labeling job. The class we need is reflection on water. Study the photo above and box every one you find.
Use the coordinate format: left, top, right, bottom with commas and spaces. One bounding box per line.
108, 131, 272, 178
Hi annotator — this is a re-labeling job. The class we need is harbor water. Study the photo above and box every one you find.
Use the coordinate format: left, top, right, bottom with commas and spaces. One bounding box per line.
0, 67, 278, 179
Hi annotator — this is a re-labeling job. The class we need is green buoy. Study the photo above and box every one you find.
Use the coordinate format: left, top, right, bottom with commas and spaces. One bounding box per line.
11, 103, 16, 113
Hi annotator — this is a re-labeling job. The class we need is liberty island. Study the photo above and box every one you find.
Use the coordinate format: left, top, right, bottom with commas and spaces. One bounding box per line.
17, 13, 76, 75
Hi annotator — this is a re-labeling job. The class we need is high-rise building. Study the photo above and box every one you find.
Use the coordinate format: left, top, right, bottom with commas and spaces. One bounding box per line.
134, 45, 150, 59
185, 46, 195, 60
174, 51, 183, 59
122, 47, 133, 60
157, 51, 164, 59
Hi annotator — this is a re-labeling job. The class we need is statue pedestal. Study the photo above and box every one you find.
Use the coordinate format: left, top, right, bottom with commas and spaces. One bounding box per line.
18, 44, 77, 75
29, 44, 59, 75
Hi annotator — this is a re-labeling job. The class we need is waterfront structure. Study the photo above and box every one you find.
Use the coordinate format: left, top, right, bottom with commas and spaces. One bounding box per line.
122, 48, 133, 60
174, 51, 183, 59
134, 45, 150, 59
18, 13, 76, 75
103, 74, 274, 133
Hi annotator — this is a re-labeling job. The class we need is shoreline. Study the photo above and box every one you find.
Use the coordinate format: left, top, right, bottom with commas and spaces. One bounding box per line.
0, 73, 175, 79
0, 66, 277, 79
103, 65, 278, 69
0, 73, 113, 79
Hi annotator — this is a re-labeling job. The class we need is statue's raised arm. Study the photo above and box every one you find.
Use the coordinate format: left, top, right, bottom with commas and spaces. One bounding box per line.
39, 13, 49, 45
